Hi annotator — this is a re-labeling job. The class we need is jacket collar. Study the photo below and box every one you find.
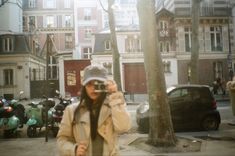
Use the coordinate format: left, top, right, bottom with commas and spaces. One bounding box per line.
79, 98, 111, 127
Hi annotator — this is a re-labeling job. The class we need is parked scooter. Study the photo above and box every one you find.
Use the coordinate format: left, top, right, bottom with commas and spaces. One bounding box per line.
25, 97, 55, 138
8, 91, 26, 128
0, 100, 20, 137
50, 90, 73, 136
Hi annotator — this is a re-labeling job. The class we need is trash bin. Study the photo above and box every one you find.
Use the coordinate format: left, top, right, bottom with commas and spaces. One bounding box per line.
227, 81, 235, 116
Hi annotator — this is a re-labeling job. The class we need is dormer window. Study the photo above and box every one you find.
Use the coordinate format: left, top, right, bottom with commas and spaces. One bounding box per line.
159, 20, 169, 37
3, 37, 13, 52
105, 40, 111, 50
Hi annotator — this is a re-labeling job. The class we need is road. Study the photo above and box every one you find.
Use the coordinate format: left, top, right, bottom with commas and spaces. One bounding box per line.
0, 100, 235, 156
0, 100, 234, 138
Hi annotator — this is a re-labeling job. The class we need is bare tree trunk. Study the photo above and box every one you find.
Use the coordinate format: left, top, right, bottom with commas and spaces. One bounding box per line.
107, 0, 122, 91
137, 0, 176, 146
190, 0, 200, 84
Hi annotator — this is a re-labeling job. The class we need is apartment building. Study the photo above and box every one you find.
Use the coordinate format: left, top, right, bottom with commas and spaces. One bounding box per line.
0, 0, 46, 99
92, 0, 235, 97
0, 0, 23, 34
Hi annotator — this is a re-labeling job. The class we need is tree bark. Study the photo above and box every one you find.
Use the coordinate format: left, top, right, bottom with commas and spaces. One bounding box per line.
107, 0, 122, 91
190, 0, 200, 84
137, 0, 176, 146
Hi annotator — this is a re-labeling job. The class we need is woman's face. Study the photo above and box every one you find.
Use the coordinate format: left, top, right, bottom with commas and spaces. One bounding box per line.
85, 80, 101, 102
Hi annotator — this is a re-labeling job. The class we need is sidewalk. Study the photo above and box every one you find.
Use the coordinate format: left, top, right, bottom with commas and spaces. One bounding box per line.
1, 128, 235, 156
214, 93, 230, 102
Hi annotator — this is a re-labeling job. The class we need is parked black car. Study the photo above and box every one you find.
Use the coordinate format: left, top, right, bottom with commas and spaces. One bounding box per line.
136, 85, 221, 133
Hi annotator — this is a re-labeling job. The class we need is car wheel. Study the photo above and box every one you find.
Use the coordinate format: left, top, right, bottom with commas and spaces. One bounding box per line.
138, 118, 149, 133
201, 115, 219, 131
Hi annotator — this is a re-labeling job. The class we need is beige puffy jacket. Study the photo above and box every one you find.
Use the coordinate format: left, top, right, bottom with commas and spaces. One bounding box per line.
57, 92, 131, 156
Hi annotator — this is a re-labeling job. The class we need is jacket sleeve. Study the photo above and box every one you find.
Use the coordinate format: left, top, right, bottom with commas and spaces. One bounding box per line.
108, 92, 131, 133
57, 104, 78, 156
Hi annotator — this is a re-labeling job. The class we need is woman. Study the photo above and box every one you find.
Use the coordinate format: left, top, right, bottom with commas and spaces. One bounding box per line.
57, 65, 131, 156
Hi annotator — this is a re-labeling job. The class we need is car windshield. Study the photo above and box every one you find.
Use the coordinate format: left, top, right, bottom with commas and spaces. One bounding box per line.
166, 86, 176, 93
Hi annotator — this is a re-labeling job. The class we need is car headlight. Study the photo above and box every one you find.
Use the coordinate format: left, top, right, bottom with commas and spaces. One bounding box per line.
139, 104, 149, 114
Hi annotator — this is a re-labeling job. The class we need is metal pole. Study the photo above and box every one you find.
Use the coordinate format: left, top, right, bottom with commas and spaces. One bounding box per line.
227, 1, 233, 80
45, 34, 50, 142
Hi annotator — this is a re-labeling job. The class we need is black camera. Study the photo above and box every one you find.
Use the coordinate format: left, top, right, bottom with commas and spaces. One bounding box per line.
94, 81, 107, 92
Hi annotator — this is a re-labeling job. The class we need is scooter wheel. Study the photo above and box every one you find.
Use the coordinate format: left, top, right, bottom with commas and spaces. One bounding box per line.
27, 126, 37, 138
52, 127, 59, 137
3, 129, 17, 138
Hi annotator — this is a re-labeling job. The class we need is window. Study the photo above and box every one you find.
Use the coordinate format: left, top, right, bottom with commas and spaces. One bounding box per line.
46, 15, 54, 27
84, 28, 92, 39
64, 0, 71, 8
213, 61, 223, 80
84, 8, 91, 20
83, 47, 92, 59
105, 40, 111, 50
44, 0, 56, 8
3, 37, 13, 52
4, 69, 13, 85
29, 0, 36, 8
159, 20, 169, 37
201, 0, 214, 16
23, 16, 27, 31
65, 33, 73, 49
210, 26, 223, 51
125, 35, 141, 52
65, 15, 71, 27
48, 56, 58, 80
29, 16, 35, 26
103, 62, 112, 75
185, 27, 192, 52
169, 88, 189, 99
160, 41, 170, 53
160, 42, 163, 52
163, 61, 171, 73
66, 71, 76, 86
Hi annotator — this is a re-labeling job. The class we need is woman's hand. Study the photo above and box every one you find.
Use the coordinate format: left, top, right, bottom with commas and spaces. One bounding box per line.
106, 80, 118, 94
76, 141, 87, 156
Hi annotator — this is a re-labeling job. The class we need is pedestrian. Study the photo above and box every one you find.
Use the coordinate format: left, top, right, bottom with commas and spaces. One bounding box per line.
57, 64, 131, 156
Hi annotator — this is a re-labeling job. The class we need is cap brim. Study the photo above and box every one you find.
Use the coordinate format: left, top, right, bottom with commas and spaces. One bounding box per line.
82, 77, 107, 86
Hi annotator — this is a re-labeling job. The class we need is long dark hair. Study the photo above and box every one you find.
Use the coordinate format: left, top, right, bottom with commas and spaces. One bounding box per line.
73, 85, 106, 139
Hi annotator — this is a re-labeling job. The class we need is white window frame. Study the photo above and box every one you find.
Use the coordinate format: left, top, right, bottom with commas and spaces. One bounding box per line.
83, 47, 92, 59
28, 0, 36, 8
184, 27, 192, 52
163, 61, 171, 73
4, 69, 14, 85
210, 26, 223, 52
64, 0, 71, 8
65, 15, 71, 27
43, 0, 56, 9
125, 35, 141, 53
48, 56, 58, 80
46, 15, 55, 27
105, 40, 111, 50
84, 28, 92, 39
159, 20, 169, 37
3, 37, 13, 52
65, 33, 73, 49
213, 61, 223, 79
84, 8, 92, 20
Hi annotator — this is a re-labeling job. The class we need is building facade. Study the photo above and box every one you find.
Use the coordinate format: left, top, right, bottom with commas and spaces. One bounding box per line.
92, 1, 235, 99
0, 0, 23, 34
0, 34, 46, 99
